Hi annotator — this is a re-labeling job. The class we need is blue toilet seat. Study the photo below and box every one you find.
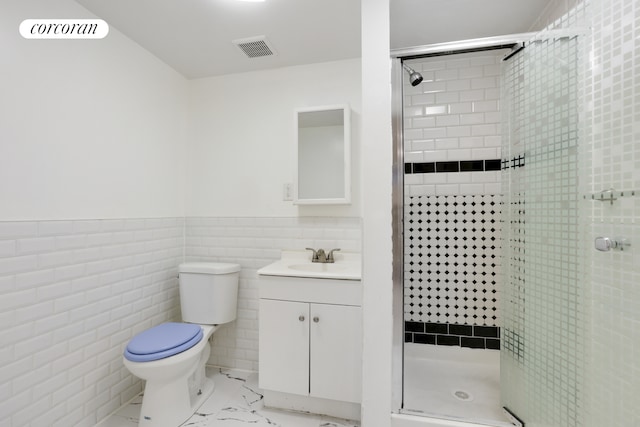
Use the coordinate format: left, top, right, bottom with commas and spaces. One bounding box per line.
124, 322, 203, 362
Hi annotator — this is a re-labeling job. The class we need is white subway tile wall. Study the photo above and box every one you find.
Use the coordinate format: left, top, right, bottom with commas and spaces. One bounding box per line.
402, 50, 506, 348
184, 216, 362, 372
0, 218, 184, 427
403, 50, 508, 198
586, 0, 640, 425
0, 215, 361, 426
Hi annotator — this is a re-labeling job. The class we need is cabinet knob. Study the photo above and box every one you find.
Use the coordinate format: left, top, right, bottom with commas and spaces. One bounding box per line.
313, 316, 319, 323
298, 315, 305, 322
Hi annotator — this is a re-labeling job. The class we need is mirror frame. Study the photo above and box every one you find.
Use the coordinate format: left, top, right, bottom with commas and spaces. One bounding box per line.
293, 104, 351, 205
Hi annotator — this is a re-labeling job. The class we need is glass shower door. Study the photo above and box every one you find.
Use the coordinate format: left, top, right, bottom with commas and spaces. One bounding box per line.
500, 16, 587, 427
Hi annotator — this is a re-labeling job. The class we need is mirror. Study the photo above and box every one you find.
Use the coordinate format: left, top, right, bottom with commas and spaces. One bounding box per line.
294, 105, 351, 205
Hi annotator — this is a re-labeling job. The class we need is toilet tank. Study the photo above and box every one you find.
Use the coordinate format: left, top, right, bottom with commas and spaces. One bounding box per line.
178, 262, 240, 325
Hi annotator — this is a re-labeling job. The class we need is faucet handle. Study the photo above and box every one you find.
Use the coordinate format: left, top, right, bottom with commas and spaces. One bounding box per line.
327, 248, 341, 263
305, 247, 318, 261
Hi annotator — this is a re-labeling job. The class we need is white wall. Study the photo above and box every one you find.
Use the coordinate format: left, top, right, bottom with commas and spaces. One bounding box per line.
186, 59, 361, 218
0, 0, 188, 221
360, 0, 395, 425
184, 57, 363, 374
0, 1, 189, 426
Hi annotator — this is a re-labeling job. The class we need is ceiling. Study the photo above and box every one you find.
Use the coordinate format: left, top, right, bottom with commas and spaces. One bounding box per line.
75, 0, 550, 80
390, 0, 550, 50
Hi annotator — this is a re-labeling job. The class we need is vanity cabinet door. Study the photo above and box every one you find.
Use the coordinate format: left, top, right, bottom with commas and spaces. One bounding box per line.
258, 299, 309, 395
309, 303, 362, 403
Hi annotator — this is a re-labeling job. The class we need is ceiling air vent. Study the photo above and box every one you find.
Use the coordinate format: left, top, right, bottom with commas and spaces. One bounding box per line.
233, 36, 276, 58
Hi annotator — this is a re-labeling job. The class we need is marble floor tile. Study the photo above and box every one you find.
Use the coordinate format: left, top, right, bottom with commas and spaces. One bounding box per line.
100, 368, 359, 427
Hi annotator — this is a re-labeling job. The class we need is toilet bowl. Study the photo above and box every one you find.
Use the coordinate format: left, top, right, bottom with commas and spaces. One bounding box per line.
122, 262, 240, 427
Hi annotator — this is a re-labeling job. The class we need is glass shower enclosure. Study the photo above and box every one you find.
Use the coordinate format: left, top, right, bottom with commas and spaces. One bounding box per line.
390, 0, 629, 423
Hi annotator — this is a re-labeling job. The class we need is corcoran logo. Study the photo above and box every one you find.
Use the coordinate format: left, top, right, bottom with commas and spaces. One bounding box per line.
19, 19, 109, 39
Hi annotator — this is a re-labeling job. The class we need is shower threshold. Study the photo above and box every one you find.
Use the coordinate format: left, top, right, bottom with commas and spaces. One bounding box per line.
397, 409, 514, 427
393, 412, 514, 427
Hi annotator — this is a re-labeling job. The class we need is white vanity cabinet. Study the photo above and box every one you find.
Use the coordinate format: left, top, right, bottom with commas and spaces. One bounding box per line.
308, 302, 361, 402
257, 273, 362, 420
259, 299, 362, 403
259, 299, 310, 396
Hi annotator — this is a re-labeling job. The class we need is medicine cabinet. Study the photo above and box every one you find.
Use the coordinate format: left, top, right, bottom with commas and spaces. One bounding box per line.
294, 105, 351, 205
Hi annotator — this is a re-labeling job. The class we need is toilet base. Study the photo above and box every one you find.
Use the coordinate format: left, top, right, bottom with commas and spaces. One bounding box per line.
138, 372, 215, 427
131, 327, 215, 427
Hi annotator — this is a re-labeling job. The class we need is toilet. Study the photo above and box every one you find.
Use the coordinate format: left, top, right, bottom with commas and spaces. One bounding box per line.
123, 262, 240, 427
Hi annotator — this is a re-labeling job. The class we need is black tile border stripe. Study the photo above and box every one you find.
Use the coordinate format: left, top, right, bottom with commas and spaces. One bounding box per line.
405, 158, 502, 174
405, 321, 500, 350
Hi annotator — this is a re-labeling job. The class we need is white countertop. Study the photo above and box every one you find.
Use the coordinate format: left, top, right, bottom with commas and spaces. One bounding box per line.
257, 250, 362, 281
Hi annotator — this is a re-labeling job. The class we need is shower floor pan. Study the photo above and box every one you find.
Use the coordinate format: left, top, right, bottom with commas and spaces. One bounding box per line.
402, 343, 512, 427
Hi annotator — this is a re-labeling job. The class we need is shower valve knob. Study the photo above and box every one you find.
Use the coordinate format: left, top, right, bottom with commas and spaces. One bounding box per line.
595, 237, 612, 251
595, 236, 630, 252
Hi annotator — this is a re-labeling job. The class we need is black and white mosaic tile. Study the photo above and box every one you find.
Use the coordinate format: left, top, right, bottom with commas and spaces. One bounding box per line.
404, 195, 501, 346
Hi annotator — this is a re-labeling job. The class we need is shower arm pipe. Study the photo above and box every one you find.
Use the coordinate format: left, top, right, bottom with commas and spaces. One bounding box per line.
391, 32, 538, 59
401, 63, 415, 73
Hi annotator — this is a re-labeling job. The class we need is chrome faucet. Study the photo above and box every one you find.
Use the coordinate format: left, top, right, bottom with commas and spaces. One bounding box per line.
305, 248, 341, 263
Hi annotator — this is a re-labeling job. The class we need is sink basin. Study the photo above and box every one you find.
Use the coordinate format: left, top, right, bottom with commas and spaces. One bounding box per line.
257, 250, 361, 280
288, 263, 348, 273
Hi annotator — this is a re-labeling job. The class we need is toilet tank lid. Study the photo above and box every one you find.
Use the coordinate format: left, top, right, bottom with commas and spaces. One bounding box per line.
179, 262, 240, 274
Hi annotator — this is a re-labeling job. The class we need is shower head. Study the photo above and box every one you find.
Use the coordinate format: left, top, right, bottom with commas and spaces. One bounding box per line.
403, 63, 423, 86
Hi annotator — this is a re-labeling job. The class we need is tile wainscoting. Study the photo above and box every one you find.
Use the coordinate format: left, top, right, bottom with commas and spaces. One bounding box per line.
185, 216, 362, 371
0, 218, 184, 427
0, 215, 361, 426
